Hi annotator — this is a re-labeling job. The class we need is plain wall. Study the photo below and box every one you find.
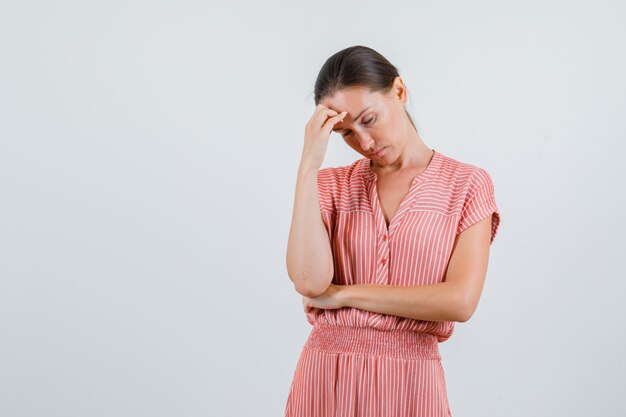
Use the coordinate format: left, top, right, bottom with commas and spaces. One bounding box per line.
1, 1, 625, 416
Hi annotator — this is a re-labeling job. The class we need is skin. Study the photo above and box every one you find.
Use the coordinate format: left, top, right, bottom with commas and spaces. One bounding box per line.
302, 76, 494, 323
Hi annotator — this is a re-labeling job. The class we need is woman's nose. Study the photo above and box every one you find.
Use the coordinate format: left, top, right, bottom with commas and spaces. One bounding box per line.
357, 135, 374, 151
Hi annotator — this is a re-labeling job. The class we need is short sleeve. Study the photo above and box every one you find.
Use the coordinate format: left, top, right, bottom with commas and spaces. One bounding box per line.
457, 168, 501, 245
317, 168, 337, 239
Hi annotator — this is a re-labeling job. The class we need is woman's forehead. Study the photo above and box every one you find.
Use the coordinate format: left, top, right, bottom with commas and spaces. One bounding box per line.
321, 88, 379, 113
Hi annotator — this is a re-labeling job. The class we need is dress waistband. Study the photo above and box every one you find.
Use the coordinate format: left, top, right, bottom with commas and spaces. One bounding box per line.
304, 323, 441, 360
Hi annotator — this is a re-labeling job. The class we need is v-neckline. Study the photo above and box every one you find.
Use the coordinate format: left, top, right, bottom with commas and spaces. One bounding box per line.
371, 172, 422, 231
367, 149, 439, 234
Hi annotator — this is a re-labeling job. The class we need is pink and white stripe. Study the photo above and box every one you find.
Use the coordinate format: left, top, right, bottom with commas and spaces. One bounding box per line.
285, 149, 501, 416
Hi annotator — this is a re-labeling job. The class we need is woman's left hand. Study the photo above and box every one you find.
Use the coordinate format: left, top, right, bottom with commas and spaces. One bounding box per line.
302, 283, 346, 312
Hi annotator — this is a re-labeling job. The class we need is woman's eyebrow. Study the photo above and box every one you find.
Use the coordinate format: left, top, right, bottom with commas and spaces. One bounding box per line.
332, 106, 371, 131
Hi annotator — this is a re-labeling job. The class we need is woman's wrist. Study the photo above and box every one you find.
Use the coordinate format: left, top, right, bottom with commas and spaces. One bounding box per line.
336, 284, 354, 308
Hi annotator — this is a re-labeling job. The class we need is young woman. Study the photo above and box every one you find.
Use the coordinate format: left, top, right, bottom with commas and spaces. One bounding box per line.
285, 45, 501, 417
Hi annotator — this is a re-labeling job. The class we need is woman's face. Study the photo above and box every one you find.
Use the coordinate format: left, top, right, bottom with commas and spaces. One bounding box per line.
319, 81, 408, 161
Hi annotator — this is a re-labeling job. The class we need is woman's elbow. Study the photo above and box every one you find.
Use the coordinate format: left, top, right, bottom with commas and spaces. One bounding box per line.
292, 273, 333, 298
456, 299, 478, 323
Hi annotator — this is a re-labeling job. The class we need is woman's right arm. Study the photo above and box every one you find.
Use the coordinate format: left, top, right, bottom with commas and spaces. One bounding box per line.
286, 167, 333, 298
286, 104, 347, 298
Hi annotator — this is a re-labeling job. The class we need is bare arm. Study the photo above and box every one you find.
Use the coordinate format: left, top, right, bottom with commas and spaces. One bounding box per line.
286, 105, 347, 298
286, 167, 334, 298
339, 281, 463, 322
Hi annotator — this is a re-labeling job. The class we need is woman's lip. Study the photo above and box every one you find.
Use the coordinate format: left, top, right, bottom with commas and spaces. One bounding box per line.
370, 147, 386, 157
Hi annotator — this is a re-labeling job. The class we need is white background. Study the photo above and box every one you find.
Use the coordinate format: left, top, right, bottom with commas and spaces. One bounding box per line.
1, 1, 625, 416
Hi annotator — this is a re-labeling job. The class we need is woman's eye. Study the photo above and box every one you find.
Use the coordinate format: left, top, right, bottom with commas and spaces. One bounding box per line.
342, 117, 373, 136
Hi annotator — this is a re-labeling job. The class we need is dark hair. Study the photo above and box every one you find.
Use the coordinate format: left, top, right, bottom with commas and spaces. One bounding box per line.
313, 45, 418, 131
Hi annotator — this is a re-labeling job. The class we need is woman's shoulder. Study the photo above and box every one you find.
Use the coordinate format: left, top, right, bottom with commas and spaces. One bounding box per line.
318, 158, 365, 186
426, 151, 498, 209
435, 151, 494, 185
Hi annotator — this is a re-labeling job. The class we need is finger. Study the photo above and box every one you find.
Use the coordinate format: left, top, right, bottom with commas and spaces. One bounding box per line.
322, 111, 348, 133
317, 103, 340, 117
308, 104, 345, 130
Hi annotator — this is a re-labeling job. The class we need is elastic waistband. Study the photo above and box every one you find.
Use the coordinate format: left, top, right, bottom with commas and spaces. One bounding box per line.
304, 323, 441, 360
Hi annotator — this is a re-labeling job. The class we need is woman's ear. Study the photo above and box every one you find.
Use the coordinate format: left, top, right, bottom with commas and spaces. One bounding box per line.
390, 76, 408, 104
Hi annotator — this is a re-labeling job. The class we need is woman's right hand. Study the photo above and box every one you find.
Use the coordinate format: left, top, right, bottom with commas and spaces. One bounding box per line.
300, 104, 347, 172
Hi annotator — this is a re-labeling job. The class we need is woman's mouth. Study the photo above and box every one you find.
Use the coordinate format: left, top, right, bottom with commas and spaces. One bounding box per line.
370, 147, 386, 158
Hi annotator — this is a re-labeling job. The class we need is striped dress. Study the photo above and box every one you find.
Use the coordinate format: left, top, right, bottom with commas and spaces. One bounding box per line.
284, 149, 501, 417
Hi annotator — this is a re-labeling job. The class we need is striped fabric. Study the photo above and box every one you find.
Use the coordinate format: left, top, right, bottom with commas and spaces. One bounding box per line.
285, 149, 501, 417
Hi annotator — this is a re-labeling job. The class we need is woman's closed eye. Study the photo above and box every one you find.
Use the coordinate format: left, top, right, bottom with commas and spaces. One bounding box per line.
342, 117, 374, 136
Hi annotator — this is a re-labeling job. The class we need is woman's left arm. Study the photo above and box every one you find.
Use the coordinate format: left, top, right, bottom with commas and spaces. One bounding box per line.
303, 215, 494, 323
